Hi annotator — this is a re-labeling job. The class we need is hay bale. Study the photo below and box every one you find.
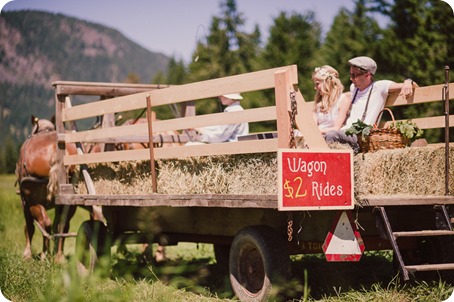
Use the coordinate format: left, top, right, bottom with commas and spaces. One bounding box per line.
354, 145, 454, 197
156, 153, 277, 194
75, 153, 278, 195
74, 146, 453, 199
74, 161, 154, 195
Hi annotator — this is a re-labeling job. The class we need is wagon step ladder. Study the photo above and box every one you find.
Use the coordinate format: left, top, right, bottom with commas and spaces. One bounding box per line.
375, 205, 454, 281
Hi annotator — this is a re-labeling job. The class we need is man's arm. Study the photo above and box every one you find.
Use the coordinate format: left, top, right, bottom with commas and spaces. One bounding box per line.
389, 79, 419, 98
198, 124, 237, 143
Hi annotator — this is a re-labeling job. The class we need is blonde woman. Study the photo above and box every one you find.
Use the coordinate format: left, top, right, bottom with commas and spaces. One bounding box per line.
312, 65, 351, 134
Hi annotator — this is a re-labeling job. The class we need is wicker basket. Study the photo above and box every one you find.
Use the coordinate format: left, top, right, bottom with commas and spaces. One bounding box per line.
358, 108, 409, 153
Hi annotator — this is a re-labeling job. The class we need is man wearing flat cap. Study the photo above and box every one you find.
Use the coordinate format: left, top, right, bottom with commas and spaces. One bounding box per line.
324, 56, 417, 152
197, 93, 249, 143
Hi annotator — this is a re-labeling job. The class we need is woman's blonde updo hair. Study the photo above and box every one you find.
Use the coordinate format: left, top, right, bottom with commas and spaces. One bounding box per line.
312, 65, 344, 113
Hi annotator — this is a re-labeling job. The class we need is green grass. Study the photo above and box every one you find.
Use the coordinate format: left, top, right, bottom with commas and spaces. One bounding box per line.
1, 174, 453, 301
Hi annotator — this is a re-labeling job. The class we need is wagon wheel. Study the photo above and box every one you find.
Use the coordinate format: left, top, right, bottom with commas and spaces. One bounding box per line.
75, 220, 112, 276
229, 225, 291, 302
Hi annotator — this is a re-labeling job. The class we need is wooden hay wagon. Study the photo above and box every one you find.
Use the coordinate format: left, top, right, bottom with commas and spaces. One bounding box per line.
53, 65, 454, 301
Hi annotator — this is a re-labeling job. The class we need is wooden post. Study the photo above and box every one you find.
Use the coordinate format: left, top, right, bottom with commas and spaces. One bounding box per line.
101, 112, 116, 151
146, 94, 158, 193
181, 101, 195, 117
274, 69, 292, 148
100, 96, 116, 152
64, 97, 97, 196
293, 90, 328, 149
444, 65, 450, 196
55, 92, 68, 202
274, 68, 328, 149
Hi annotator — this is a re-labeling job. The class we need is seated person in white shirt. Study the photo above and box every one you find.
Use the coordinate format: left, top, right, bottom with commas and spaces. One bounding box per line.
197, 93, 249, 143
324, 56, 417, 152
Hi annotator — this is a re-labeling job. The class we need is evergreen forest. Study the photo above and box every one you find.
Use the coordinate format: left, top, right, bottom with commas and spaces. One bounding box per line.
0, 0, 453, 173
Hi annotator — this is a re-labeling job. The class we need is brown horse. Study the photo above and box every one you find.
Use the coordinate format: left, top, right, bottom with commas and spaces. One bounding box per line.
15, 115, 101, 262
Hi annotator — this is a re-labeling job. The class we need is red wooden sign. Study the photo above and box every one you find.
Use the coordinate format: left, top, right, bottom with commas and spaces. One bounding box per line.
278, 149, 354, 211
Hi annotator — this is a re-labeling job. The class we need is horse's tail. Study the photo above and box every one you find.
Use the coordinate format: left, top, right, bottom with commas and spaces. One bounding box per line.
47, 150, 59, 201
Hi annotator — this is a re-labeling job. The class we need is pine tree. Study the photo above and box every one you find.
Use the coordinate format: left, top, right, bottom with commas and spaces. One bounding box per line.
188, 0, 260, 82
4, 136, 17, 174
316, 9, 357, 86
153, 57, 188, 119
165, 58, 187, 85
185, 0, 262, 115
373, 0, 452, 84
317, 1, 383, 87
373, 0, 453, 142
260, 11, 321, 101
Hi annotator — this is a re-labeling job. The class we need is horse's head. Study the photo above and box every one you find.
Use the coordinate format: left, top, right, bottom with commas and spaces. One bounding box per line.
31, 115, 55, 135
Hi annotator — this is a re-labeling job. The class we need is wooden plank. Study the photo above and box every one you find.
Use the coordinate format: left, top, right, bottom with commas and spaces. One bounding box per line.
146, 95, 157, 193
384, 115, 454, 130
57, 193, 279, 209
294, 90, 328, 149
62, 65, 298, 122
406, 263, 454, 272
274, 69, 292, 148
161, 106, 277, 130
386, 83, 454, 107
60, 184, 75, 194
55, 94, 67, 201
358, 195, 454, 206
157, 105, 276, 130
238, 132, 277, 141
63, 106, 277, 143
63, 138, 279, 165
393, 230, 454, 238
53, 81, 170, 96
69, 134, 190, 144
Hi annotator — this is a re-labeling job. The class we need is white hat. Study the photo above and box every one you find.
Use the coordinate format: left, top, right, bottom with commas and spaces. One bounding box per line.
348, 56, 377, 75
222, 93, 243, 100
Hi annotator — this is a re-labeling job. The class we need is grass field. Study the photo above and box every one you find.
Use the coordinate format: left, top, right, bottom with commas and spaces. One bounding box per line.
1, 174, 453, 301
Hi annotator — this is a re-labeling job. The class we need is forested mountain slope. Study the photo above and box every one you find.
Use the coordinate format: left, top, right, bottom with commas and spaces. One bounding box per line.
0, 10, 169, 172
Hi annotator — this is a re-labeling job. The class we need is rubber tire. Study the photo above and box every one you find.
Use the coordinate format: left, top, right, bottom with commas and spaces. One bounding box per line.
229, 225, 291, 302
75, 220, 111, 275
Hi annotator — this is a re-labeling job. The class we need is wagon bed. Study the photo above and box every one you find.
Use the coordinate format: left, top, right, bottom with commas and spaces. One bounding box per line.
53, 66, 454, 300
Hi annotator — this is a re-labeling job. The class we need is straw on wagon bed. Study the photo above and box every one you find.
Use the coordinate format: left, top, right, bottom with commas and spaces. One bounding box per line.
74, 145, 454, 203
75, 153, 278, 195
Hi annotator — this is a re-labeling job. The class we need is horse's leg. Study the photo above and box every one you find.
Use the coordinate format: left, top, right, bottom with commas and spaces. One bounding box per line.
53, 205, 77, 263
22, 200, 34, 260
141, 244, 166, 263
29, 205, 52, 260
155, 245, 166, 262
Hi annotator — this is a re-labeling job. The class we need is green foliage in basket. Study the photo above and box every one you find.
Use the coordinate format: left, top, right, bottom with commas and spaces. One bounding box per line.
345, 120, 372, 141
345, 119, 423, 142
390, 120, 424, 140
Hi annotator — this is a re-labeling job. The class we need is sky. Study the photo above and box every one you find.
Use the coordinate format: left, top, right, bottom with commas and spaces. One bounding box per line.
0, 0, 365, 63
1, 0, 452, 64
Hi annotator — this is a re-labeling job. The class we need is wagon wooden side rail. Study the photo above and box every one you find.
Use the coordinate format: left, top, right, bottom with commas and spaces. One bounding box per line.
52, 67, 454, 299
53, 65, 326, 207
384, 82, 454, 132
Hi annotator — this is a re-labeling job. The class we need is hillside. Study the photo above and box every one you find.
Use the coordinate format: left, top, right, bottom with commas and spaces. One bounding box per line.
0, 10, 170, 170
